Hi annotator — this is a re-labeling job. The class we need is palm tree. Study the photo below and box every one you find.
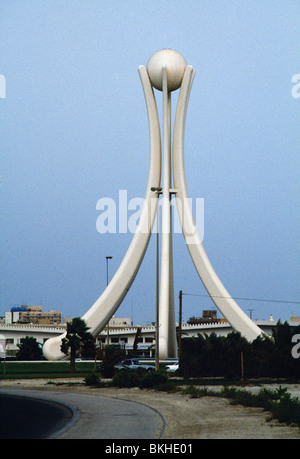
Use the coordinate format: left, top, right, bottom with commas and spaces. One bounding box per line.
16, 336, 43, 361
61, 317, 95, 372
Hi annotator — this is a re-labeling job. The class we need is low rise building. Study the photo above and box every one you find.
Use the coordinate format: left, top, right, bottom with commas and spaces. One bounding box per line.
0, 318, 292, 359
5, 305, 62, 326
1, 302, 298, 359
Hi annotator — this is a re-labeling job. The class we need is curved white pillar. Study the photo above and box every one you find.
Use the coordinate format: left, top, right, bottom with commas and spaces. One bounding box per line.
43, 66, 162, 360
173, 65, 264, 342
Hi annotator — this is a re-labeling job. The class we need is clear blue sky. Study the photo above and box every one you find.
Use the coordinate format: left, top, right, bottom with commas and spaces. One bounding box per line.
1, 1, 299, 325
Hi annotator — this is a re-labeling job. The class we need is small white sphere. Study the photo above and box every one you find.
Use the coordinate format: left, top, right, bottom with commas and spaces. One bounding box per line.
147, 49, 187, 91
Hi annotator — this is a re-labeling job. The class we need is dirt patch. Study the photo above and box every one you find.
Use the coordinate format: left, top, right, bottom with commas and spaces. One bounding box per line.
2, 378, 300, 439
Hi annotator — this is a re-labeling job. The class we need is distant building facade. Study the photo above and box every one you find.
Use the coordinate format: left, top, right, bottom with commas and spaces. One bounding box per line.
1, 304, 299, 359
5, 305, 62, 326
1, 318, 293, 359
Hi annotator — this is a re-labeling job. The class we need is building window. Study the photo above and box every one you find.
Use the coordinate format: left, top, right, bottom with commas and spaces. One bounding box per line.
111, 337, 119, 343
145, 337, 154, 343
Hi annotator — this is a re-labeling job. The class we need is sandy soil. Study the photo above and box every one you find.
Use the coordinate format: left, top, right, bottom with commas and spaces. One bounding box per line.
2, 378, 300, 439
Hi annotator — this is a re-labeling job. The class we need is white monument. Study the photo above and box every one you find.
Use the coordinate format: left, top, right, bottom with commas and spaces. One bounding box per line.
43, 50, 263, 361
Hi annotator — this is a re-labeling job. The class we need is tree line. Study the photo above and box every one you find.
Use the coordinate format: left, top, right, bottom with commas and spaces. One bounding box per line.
14, 319, 300, 380
180, 321, 300, 379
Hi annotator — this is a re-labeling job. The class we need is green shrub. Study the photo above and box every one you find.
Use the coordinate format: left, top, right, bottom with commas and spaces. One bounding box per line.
84, 373, 103, 387
179, 383, 300, 427
221, 385, 300, 427
112, 369, 170, 389
182, 385, 215, 398
112, 369, 141, 387
262, 385, 288, 401
98, 347, 126, 378
229, 389, 269, 409
219, 386, 237, 399
271, 393, 300, 426
154, 381, 179, 392
138, 370, 168, 389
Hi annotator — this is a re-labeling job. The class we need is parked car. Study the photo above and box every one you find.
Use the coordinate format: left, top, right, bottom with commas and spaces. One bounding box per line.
114, 358, 155, 372
165, 361, 179, 373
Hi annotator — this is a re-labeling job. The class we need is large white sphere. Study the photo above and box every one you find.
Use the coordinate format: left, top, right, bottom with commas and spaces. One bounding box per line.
146, 49, 187, 91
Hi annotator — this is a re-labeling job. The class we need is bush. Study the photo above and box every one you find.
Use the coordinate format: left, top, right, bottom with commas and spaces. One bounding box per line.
112, 369, 141, 387
182, 385, 217, 398
154, 381, 179, 392
271, 392, 300, 426
229, 389, 272, 410
97, 347, 126, 378
181, 384, 300, 427
84, 373, 103, 387
220, 385, 300, 427
112, 369, 170, 389
219, 386, 238, 399
138, 370, 168, 389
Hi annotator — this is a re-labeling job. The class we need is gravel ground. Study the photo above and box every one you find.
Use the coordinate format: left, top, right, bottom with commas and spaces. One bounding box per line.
1, 378, 300, 439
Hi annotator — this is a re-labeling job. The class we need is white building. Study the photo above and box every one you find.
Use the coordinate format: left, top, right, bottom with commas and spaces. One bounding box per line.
0, 319, 284, 359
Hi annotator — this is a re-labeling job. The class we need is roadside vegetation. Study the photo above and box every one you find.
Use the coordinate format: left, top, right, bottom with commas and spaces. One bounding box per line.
1, 320, 300, 428
180, 321, 300, 379
81, 368, 300, 428
1, 360, 300, 428
180, 385, 300, 427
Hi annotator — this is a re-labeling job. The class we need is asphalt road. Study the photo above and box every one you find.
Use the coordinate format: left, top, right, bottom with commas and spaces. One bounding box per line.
0, 388, 165, 439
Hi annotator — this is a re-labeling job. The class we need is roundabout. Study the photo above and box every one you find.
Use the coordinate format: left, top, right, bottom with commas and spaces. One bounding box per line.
1, 387, 164, 439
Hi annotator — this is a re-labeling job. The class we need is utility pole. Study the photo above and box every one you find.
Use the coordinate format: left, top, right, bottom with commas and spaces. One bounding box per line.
106, 256, 113, 346
155, 196, 160, 371
241, 351, 245, 385
178, 290, 183, 363
248, 309, 254, 320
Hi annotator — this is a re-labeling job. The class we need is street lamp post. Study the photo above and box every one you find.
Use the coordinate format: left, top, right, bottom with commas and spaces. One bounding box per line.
178, 290, 183, 364
106, 256, 113, 346
151, 186, 162, 370
248, 309, 254, 320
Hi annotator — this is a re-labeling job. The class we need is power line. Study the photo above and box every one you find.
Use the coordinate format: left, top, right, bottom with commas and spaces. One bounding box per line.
181, 293, 300, 305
